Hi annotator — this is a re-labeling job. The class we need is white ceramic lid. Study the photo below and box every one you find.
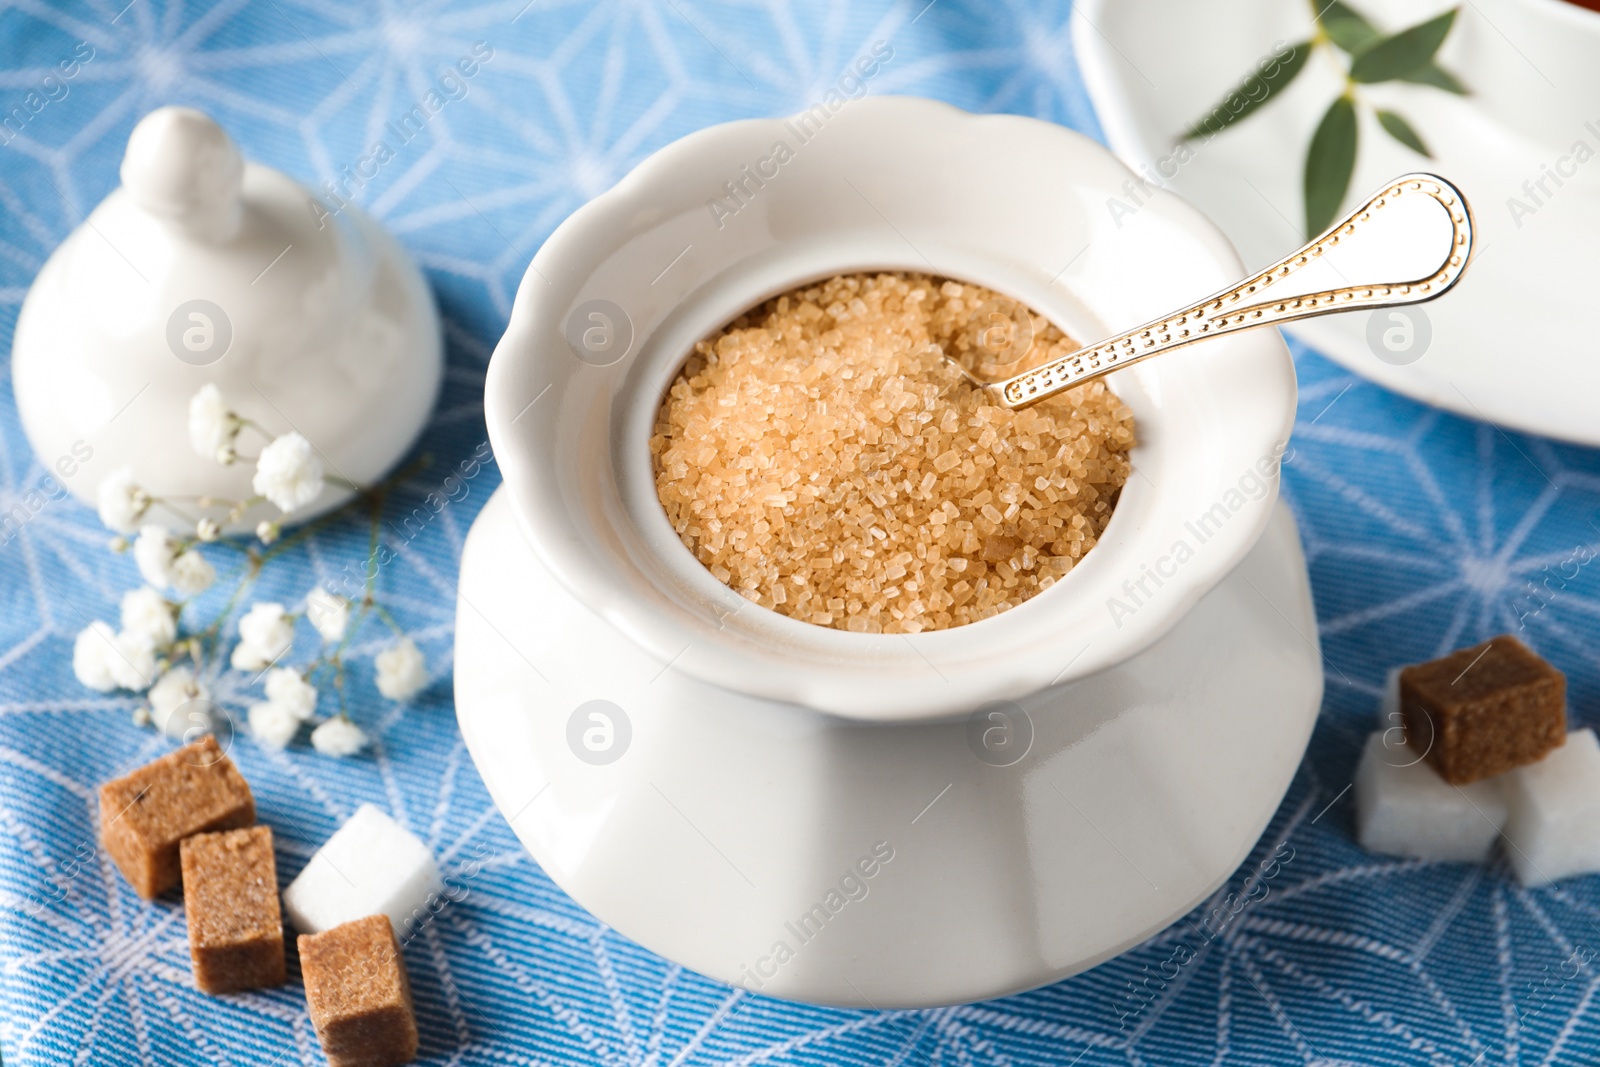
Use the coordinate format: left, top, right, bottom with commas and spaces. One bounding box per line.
12, 107, 443, 528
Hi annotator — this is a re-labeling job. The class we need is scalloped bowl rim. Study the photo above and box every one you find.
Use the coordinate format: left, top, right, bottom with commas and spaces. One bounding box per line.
484, 96, 1297, 722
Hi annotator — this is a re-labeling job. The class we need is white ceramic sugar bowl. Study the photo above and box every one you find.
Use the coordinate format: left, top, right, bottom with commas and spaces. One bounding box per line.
12, 106, 442, 529
458, 97, 1322, 1006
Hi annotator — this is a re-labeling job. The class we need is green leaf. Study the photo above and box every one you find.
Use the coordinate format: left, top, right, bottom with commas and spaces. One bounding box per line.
1376, 108, 1431, 156
1401, 61, 1469, 94
1315, 0, 1380, 52
1304, 96, 1358, 236
1182, 40, 1313, 140
1349, 9, 1458, 83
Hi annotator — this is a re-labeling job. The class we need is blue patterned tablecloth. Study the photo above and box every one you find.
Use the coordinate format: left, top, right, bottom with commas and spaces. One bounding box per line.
3, 2, 1599, 1064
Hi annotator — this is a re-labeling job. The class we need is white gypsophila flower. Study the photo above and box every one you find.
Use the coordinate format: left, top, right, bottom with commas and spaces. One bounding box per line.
253, 432, 324, 513
107, 631, 158, 692
229, 641, 268, 673
264, 667, 318, 721
249, 700, 300, 750
375, 637, 427, 700
196, 517, 221, 542
134, 525, 180, 588
97, 466, 148, 533
120, 587, 176, 648
170, 549, 216, 597
305, 587, 349, 643
148, 666, 209, 738
73, 621, 120, 692
311, 716, 367, 757
231, 602, 294, 671
188, 384, 235, 461
255, 521, 279, 545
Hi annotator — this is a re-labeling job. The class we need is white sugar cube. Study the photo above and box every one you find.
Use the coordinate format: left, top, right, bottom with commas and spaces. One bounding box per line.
1355, 731, 1507, 862
1501, 729, 1600, 888
283, 804, 444, 939
1378, 666, 1403, 727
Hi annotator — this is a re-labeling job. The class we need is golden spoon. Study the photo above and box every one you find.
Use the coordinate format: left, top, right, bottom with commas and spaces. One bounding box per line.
954, 172, 1473, 408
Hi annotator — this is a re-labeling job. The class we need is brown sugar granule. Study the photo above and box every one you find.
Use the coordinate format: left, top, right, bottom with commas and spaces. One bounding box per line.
1400, 634, 1567, 785
651, 272, 1136, 633
181, 825, 286, 994
99, 736, 256, 898
300, 914, 419, 1067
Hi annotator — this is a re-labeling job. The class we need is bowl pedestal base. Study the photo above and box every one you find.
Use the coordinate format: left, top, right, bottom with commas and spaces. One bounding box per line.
454, 488, 1322, 1007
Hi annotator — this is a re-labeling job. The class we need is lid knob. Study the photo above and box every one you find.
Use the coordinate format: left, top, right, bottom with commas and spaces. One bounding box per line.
120, 107, 244, 242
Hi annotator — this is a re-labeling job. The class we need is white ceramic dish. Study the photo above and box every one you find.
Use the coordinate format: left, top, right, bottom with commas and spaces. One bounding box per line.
1074, 0, 1600, 446
461, 97, 1322, 1005
482, 96, 1297, 722
456, 488, 1320, 1006
13, 107, 442, 527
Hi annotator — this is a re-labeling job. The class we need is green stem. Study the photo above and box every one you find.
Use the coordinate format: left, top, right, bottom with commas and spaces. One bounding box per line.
320, 485, 392, 718
153, 450, 430, 704
198, 537, 258, 555
193, 554, 260, 665
363, 488, 385, 602
258, 507, 345, 563
236, 416, 275, 445
335, 658, 348, 721
373, 603, 406, 637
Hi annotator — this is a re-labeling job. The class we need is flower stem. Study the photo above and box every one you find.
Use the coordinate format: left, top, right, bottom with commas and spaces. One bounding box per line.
373, 603, 406, 637
194, 555, 259, 664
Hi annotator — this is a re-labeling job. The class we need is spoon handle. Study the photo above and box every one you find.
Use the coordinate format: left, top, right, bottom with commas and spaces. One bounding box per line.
992, 172, 1474, 410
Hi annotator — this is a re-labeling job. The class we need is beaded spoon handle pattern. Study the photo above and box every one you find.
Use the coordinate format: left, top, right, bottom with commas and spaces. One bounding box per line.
982, 172, 1474, 410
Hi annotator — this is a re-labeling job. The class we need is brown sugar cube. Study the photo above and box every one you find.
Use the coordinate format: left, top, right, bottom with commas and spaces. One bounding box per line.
180, 826, 286, 994
99, 736, 255, 898
1400, 634, 1567, 785
300, 914, 419, 1067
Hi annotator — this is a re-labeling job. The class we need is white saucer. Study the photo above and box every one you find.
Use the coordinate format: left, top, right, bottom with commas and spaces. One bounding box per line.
1074, 0, 1600, 446
454, 488, 1322, 1007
